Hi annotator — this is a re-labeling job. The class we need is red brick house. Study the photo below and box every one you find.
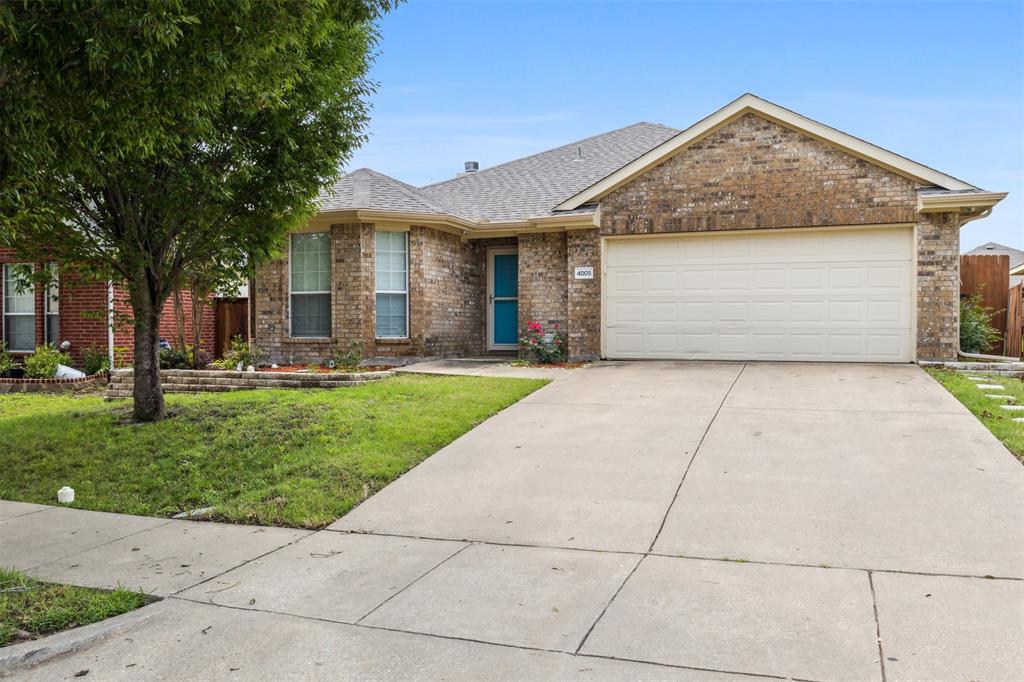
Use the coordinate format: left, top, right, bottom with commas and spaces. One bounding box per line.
0, 248, 214, 368
252, 94, 1006, 364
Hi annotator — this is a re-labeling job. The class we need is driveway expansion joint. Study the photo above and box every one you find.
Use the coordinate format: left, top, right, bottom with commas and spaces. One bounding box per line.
647, 361, 745, 552
573, 554, 646, 654
867, 571, 888, 682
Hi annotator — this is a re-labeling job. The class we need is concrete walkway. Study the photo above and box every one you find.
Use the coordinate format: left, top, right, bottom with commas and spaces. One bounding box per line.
2, 362, 1023, 681
395, 357, 578, 381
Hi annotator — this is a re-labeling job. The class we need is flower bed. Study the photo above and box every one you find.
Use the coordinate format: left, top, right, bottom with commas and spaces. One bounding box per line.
0, 373, 106, 394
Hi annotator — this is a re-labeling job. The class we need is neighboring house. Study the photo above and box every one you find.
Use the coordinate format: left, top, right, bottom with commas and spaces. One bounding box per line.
965, 242, 1024, 286
0, 248, 214, 367
253, 94, 1007, 364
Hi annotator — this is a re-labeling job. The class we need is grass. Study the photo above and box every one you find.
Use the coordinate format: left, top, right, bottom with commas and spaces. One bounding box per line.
0, 374, 546, 527
926, 369, 1024, 463
0, 567, 148, 647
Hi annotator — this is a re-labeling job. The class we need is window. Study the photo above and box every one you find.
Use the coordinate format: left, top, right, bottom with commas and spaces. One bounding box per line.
3, 263, 35, 352
290, 232, 331, 337
44, 263, 59, 345
375, 231, 408, 338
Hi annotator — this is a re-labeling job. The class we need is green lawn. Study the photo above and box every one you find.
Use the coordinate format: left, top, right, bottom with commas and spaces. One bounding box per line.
0, 374, 546, 528
926, 369, 1024, 463
0, 567, 148, 647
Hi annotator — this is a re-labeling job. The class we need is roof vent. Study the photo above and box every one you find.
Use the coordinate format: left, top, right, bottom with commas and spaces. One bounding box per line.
464, 161, 479, 173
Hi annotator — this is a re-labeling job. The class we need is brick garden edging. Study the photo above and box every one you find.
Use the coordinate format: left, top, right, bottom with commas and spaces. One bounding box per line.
0, 374, 107, 394
106, 367, 394, 399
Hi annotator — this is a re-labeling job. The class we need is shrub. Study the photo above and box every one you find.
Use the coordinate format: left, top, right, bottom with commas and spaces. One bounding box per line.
519, 321, 566, 364
213, 336, 264, 370
0, 343, 14, 375
960, 293, 1003, 354
329, 341, 363, 370
159, 346, 191, 369
160, 344, 210, 370
24, 344, 71, 378
79, 345, 110, 375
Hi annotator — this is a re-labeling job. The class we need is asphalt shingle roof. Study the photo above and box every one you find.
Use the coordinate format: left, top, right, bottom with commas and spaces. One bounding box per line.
318, 168, 459, 217
316, 122, 680, 224
965, 242, 1024, 271
420, 122, 679, 222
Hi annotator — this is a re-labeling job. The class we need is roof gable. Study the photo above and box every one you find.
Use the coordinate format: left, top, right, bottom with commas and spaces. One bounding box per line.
554, 93, 978, 211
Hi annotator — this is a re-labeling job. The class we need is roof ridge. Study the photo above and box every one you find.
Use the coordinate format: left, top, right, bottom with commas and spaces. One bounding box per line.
419, 121, 679, 190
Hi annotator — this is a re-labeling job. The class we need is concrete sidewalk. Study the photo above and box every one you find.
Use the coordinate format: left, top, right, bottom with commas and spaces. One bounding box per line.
0, 503, 309, 597
2, 362, 1022, 681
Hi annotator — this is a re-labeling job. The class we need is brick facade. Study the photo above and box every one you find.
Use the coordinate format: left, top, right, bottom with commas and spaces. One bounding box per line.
600, 113, 920, 235
565, 230, 602, 360
598, 112, 963, 361
518, 232, 568, 331
915, 212, 961, 360
0, 248, 214, 368
254, 224, 490, 364
251, 114, 969, 365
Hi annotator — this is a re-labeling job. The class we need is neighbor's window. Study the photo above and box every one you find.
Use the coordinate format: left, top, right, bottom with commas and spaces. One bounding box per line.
3, 263, 35, 352
375, 231, 408, 338
44, 263, 59, 344
290, 232, 331, 337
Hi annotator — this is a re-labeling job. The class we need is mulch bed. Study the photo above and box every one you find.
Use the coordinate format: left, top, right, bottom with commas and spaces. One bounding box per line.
259, 364, 394, 374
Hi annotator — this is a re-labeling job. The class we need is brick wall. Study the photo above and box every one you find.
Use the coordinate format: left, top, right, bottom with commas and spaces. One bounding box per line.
518, 232, 568, 334
601, 113, 919, 235
916, 212, 961, 360
1, 248, 214, 368
254, 223, 488, 364
566, 230, 602, 360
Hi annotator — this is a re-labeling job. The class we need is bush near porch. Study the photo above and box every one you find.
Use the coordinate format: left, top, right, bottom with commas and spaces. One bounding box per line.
0, 375, 546, 528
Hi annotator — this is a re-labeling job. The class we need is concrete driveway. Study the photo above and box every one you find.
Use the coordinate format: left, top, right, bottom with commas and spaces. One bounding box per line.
6, 362, 1023, 681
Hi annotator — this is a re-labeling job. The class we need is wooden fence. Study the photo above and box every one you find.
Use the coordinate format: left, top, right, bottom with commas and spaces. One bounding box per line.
1007, 283, 1023, 359
214, 298, 249, 359
960, 254, 1023, 357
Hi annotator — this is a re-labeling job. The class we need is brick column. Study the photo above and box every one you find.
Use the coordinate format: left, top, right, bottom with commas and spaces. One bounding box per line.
518, 232, 568, 333
566, 229, 601, 360
915, 212, 960, 361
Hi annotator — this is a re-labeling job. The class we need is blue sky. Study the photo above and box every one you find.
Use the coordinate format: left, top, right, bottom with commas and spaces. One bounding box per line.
348, 1, 1024, 251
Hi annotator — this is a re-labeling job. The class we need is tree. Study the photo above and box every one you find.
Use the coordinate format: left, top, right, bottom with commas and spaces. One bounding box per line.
0, 0, 394, 421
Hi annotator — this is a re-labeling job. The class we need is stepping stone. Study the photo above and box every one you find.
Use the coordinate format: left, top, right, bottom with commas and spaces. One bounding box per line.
998, 405, 1024, 411
977, 384, 1005, 390
986, 394, 1015, 400
966, 376, 986, 380
1014, 418, 1024, 423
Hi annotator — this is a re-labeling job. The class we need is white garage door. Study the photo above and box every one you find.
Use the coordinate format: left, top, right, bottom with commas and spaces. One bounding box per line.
603, 226, 913, 362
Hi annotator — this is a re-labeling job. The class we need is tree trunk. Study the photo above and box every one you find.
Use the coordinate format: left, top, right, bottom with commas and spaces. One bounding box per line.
130, 287, 166, 422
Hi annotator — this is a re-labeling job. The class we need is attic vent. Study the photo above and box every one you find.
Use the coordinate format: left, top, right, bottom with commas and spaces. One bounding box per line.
464, 161, 479, 173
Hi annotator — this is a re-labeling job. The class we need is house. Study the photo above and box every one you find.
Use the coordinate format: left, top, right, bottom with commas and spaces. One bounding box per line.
252, 94, 1007, 364
965, 242, 1024, 287
0, 248, 214, 368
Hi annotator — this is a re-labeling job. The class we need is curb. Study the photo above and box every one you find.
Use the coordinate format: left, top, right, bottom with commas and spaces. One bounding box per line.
0, 600, 161, 677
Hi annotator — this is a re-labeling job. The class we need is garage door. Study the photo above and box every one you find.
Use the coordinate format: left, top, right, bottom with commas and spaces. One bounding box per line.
603, 226, 913, 362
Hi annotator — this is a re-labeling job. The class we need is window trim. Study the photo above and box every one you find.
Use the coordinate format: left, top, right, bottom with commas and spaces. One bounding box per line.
3, 262, 36, 353
44, 263, 59, 345
374, 230, 409, 340
288, 231, 332, 339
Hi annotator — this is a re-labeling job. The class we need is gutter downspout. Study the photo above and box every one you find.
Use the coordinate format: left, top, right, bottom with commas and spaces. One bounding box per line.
107, 281, 115, 369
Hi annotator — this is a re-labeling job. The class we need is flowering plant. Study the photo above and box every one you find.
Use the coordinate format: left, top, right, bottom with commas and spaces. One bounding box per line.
518, 320, 566, 364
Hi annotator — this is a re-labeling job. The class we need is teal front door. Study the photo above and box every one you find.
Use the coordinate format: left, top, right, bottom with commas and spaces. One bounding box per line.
489, 250, 518, 348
